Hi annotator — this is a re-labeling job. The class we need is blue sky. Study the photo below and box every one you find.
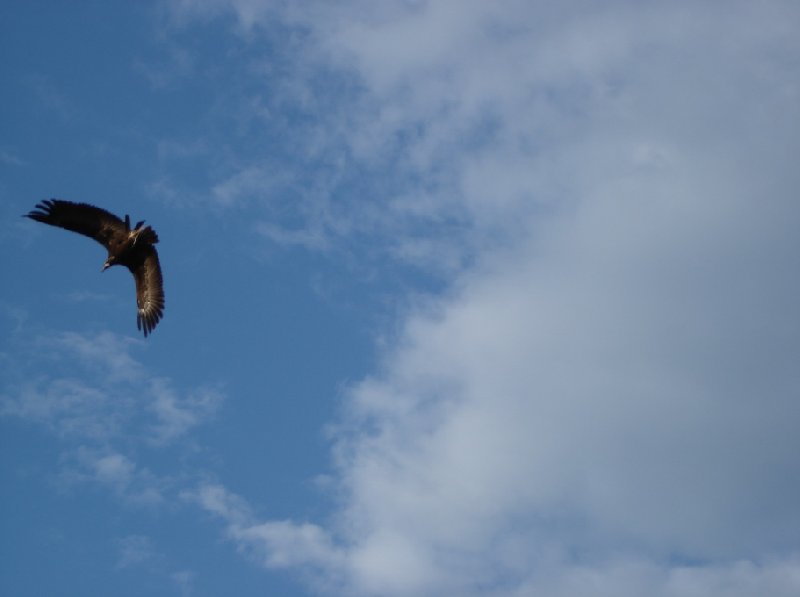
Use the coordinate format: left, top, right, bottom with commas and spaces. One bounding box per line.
2, 1, 799, 595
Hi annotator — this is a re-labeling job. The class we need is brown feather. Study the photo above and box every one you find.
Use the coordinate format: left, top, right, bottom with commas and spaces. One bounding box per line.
130, 248, 165, 337
25, 199, 166, 337
26, 199, 129, 250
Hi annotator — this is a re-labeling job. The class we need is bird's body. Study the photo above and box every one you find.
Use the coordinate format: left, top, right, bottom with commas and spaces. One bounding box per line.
25, 199, 165, 337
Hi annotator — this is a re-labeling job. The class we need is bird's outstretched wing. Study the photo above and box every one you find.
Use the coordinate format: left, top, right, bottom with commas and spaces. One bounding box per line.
25, 199, 127, 250
130, 247, 165, 337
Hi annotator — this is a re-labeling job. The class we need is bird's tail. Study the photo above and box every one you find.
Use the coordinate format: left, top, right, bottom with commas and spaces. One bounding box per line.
134, 226, 159, 245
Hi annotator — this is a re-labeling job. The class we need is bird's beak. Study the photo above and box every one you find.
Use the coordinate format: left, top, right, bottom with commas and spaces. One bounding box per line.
101, 262, 110, 272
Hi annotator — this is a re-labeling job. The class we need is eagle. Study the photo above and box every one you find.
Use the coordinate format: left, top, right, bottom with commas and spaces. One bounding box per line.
25, 199, 165, 337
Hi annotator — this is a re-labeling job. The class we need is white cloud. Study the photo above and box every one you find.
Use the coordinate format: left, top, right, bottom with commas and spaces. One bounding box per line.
186, 482, 347, 590
2, 331, 223, 445
45, 331, 144, 382
506, 556, 800, 597
165, 0, 800, 274
63, 290, 114, 304
182, 483, 252, 526
60, 447, 166, 506
171, 569, 196, 596
148, 378, 224, 445
1, 376, 128, 440
167, 0, 277, 31
167, 0, 800, 595
116, 534, 157, 569
0, 147, 26, 166
240, 521, 344, 570
255, 221, 331, 252
211, 165, 275, 207
1, 330, 225, 510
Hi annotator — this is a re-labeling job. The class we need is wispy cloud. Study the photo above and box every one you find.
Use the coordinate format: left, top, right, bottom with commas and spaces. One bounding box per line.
148, 379, 224, 445
171, 569, 196, 596
134, 43, 196, 89
0, 147, 26, 166
43, 331, 144, 382
59, 447, 166, 506
115, 534, 198, 595
116, 534, 158, 569
182, 483, 252, 526
0, 301, 28, 334
185, 482, 346, 589
1, 377, 126, 440
1, 329, 225, 501
210, 165, 278, 207
24, 73, 76, 120
63, 290, 114, 304
255, 221, 331, 252
3, 330, 223, 440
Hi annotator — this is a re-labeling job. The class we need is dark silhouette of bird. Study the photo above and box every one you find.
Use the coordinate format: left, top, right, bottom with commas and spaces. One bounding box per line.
25, 199, 165, 337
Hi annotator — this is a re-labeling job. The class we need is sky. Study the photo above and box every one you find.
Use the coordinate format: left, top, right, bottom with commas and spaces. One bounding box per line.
1, 1, 799, 595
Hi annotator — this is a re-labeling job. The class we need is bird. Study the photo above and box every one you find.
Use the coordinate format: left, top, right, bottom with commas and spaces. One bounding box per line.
25, 199, 165, 337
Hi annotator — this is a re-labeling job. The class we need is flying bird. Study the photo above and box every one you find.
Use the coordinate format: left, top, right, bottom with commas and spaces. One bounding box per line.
25, 199, 165, 337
